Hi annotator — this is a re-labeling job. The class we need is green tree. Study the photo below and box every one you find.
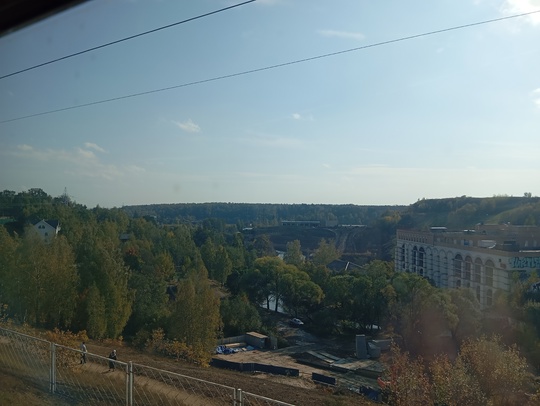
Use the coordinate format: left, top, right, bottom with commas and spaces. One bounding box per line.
168, 270, 221, 364
16, 233, 78, 328
283, 240, 304, 267
213, 245, 233, 286
311, 238, 340, 266
86, 283, 107, 338
448, 288, 481, 343
75, 228, 133, 338
0, 226, 18, 309
253, 256, 286, 312
281, 266, 323, 317
390, 272, 457, 354
126, 249, 174, 335
220, 295, 262, 336
252, 234, 275, 258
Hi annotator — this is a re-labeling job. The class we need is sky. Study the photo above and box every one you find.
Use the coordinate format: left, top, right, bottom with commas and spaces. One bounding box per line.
1, 0, 540, 208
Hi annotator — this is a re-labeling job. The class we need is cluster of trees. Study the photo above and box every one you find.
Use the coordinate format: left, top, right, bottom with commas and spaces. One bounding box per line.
1, 189, 540, 391
387, 335, 539, 405
121, 202, 403, 228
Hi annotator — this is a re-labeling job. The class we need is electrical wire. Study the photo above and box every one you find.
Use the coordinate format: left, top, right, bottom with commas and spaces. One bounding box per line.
1, 9, 539, 125
0, 0, 257, 80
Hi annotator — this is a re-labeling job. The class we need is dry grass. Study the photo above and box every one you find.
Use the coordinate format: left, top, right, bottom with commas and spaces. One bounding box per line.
0, 368, 74, 406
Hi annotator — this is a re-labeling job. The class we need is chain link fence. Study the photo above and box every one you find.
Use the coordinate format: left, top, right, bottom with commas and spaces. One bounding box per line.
0, 326, 294, 406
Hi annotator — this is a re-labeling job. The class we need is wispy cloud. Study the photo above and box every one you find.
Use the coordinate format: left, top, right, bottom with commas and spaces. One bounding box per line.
10, 144, 142, 181
291, 112, 314, 121
318, 29, 365, 41
533, 88, 540, 108
173, 119, 201, 133
84, 142, 107, 153
501, 0, 540, 25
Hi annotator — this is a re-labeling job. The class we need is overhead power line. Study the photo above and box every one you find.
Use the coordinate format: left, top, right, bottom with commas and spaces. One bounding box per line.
0, 0, 257, 80
1, 9, 539, 125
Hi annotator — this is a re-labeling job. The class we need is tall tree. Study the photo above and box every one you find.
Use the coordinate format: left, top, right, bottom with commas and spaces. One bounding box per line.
0, 226, 18, 309
254, 256, 286, 312
16, 232, 78, 328
283, 240, 304, 267
75, 228, 133, 338
168, 270, 221, 364
281, 266, 323, 318
220, 295, 262, 336
213, 246, 233, 286
312, 238, 340, 266
252, 234, 275, 258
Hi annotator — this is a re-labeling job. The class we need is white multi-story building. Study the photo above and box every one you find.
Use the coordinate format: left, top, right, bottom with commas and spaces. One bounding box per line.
395, 224, 540, 308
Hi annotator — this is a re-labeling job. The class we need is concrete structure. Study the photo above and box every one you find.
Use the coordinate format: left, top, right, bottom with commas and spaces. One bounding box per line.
395, 224, 540, 308
355, 334, 368, 359
245, 331, 268, 349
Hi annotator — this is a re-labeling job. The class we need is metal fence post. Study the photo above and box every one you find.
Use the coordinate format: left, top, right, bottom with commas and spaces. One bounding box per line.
50, 342, 56, 394
236, 388, 243, 406
125, 361, 129, 406
128, 361, 134, 406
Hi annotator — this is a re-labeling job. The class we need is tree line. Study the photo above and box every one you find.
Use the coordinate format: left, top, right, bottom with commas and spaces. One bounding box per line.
1, 189, 540, 403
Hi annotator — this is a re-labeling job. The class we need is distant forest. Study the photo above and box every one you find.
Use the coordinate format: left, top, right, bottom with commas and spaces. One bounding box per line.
1, 189, 539, 230
121, 202, 405, 227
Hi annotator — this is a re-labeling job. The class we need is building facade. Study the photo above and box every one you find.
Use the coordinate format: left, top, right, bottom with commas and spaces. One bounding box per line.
32, 219, 61, 242
395, 224, 540, 308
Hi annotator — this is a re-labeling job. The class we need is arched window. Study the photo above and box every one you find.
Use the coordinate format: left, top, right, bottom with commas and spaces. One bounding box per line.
456, 279, 461, 288
412, 247, 418, 273
474, 258, 482, 283
485, 260, 494, 287
418, 247, 425, 268
453, 254, 463, 278
464, 256, 472, 280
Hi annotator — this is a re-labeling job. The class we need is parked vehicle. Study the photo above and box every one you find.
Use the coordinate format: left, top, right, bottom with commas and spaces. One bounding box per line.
289, 318, 304, 326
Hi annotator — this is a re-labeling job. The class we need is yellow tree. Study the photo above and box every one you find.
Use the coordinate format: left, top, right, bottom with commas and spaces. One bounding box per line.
459, 336, 531, 405
17, 232, 78, 328
168, 269, 221, 365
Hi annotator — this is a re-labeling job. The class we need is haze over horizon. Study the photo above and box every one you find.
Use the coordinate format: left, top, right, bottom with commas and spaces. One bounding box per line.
1, 0, 540, 209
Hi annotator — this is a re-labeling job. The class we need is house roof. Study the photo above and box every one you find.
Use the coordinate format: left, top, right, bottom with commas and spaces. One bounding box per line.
33, 219, 60, 229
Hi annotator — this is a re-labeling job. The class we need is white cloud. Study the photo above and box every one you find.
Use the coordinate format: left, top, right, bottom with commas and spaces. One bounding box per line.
173, 119, 201, 133
318, 29, 365, 41
533, 88, 540, 108
291, 112, 314, 121
10, 144, 133, 181
75, 147, 97, 160
84, 142, 107, 153
501, 0, 540, 25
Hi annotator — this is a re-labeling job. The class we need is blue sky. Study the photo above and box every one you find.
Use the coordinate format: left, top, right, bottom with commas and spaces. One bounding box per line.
1, 0, 540, 208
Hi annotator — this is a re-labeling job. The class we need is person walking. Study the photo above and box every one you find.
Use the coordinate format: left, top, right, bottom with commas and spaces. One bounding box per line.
80, 341, 87, 364
108, 349, 117, 371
